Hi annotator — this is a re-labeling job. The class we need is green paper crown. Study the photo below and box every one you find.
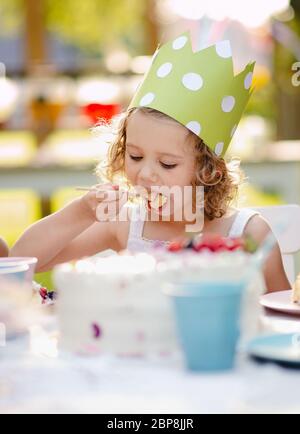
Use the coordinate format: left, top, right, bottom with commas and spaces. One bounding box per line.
129, 32, 255, 157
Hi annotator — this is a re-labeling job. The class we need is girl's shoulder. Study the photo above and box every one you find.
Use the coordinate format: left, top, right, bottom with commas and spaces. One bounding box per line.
223, 207, 271, 241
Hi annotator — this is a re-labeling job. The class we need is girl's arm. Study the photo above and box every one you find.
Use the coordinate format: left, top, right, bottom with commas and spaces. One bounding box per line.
36, 220, 119, 272
0, 237, 9, 257
11, 186, 125, 272
11, 198, 96, 272
244, 215, 291, 293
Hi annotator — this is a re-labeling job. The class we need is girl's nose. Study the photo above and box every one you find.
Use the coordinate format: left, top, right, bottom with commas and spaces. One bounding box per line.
138, 163, 158, 184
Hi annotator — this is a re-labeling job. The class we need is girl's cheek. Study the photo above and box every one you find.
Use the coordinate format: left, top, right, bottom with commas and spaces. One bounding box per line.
165, 169, 183, 185
124, 161, 137, 184
124, 158, 131, 175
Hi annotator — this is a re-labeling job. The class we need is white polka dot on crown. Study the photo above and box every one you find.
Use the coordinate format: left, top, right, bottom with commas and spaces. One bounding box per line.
157, 63, 173, 78
230, 124, 238, 138
186, 121, 202, 136
221, 96, 235, 113
215, 142, 225, 156
173, 36, 188, 50
244, 72, 253, 90
182, 73, 203, 91
215, 41, 232, 59
139, 93, 156, 106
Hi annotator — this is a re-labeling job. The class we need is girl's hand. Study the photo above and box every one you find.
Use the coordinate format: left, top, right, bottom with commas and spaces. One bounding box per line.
79, 184, 128, 222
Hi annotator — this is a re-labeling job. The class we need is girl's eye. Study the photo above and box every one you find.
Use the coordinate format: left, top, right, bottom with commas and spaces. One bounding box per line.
160, 162, 178, 170
130, 155, 143, 162
129, 154, 177, 169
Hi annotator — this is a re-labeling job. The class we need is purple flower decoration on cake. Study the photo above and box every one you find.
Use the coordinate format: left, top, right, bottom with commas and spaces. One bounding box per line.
92, 323, 102, 339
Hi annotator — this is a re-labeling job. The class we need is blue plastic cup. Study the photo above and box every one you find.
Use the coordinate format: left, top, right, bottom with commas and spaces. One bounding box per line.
0, 258, 37, 283
0, 265, 32, 339
167, 280, 247, 372
0, 264, 29, 282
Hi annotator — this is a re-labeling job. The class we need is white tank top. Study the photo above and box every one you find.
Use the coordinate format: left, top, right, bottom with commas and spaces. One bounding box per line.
126, 205, 259, 253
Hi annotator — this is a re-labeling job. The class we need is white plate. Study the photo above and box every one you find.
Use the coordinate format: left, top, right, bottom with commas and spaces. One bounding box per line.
260, 290, 300, 315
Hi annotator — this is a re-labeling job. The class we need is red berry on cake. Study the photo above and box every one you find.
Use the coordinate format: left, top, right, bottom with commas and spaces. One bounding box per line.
39, 287, 48, 300
193, 234, 226, 252
168, 241, 184, 252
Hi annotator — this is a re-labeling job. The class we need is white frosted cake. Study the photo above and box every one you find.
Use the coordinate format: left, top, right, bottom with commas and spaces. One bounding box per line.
54, 253, 179, 356
54, 237, 265, 356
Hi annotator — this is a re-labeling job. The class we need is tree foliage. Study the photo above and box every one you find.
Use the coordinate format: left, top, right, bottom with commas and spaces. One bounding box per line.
0, 0, 23, 36
45, 0, 146, 53
0, 0, 147, 53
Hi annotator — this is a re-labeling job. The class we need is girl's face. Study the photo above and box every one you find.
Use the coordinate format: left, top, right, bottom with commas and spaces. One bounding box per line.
125, 110, 196, 191
125, 108, 196, 217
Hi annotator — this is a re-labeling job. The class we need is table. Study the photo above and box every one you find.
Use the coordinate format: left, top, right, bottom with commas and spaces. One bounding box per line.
0, 309, 300, 414
0, 166, 97, 197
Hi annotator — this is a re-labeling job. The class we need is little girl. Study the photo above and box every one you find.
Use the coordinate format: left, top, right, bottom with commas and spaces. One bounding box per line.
11, 34, 290, 293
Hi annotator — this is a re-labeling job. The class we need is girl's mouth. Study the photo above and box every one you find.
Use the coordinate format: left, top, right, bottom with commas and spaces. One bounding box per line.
146, 193, 168, 213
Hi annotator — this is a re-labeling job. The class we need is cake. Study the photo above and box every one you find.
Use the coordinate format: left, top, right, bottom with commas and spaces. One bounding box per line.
53, 232, 262, 357
54, 253, 179, 356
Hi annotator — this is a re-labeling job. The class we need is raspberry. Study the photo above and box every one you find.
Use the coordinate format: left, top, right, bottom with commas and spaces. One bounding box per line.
193, 234, 227, 252
225, 238, 244, 251
168, 242, 184, 252
39, 287, 48, 300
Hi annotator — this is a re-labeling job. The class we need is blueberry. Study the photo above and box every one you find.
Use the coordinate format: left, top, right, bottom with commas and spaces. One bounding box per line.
185, 239, 195, 249
47, 291, 56, 301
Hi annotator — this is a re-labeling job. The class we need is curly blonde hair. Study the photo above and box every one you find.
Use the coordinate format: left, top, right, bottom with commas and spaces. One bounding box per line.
95, 107, 243, 220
